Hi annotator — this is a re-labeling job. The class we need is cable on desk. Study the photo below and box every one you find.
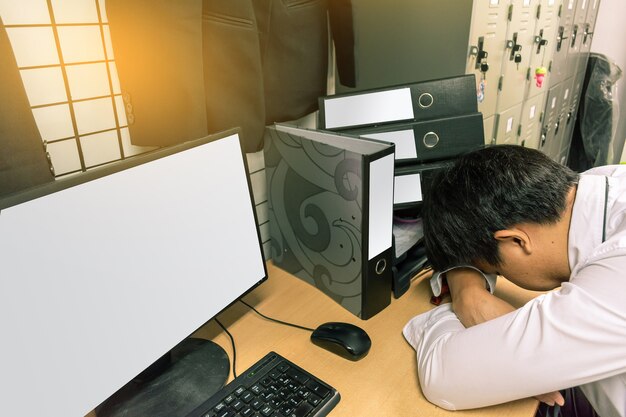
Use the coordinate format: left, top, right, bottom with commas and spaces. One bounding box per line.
214, 318, 238, 379
239, 300, 316, 332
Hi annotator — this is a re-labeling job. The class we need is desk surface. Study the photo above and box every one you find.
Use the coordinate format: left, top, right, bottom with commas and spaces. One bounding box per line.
192, 262, 540, 417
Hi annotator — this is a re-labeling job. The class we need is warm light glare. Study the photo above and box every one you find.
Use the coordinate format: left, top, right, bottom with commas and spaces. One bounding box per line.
0, 0, 143, 174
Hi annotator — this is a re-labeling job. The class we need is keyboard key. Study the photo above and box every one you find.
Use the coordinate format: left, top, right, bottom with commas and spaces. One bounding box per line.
305, 381, 330, 398
290, 401, 314, 417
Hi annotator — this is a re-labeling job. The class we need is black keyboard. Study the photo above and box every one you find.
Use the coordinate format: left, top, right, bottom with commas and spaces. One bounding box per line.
186, 351, 340, 417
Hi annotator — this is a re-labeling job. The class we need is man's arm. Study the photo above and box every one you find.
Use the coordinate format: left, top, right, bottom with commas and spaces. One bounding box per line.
445, 268, 515, 327
445, 268, 565, 406
404, 262, 626, 410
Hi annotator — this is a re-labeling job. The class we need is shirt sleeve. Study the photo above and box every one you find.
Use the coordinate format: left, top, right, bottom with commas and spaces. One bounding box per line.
403, 258, 626, 411
430, 265, 497, 297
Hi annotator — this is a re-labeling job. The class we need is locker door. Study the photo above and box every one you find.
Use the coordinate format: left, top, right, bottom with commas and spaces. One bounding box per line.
483, 115, 496, 145
526, 0, 560, 100
549, 0, 576, 85
539, 82, 563, 158
553, 77, 575, 156
560, 72, 585, 153
565, 0, 587, 79
494, 103, 523, 144
520, 92, 546, 149
466, 0, 510, 120
496, 0, 537, 112
577, 0, 600, 75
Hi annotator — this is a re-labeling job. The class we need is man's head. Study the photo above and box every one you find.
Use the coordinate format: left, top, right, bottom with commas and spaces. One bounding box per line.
422, 145, 579, 280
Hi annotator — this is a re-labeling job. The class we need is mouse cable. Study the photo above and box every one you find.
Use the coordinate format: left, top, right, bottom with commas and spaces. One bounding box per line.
239, 299, 315, 332
214, 317, 238, 379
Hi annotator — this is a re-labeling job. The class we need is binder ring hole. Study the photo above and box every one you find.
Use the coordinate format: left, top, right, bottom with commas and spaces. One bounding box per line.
423, 132, 439, 148
375, 258, 387, 275
418, 93, 434, 108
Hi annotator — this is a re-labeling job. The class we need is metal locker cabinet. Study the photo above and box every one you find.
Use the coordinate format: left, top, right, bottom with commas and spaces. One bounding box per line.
526, 0, 560, 100
539, 81, 563, 158
519, 91, 546, 149
494, 103, 523, 144
466, 0, 510, 120
495, 0, 537, 114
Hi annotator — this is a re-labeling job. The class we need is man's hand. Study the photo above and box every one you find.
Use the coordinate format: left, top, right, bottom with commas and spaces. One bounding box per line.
446, 268, 514, 327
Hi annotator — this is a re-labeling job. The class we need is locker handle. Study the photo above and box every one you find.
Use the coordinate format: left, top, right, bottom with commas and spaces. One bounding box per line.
583, 24, 594, 44
556, 26, 568, 51
571, 25, 578, 48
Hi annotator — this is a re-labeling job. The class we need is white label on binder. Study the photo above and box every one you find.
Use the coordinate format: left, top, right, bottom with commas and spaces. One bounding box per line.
323, 88, 414, 129
361, 129, 417, 160
530, 105, 536, 119
552, 97, 557, 109
368, 154, 394, 260
394, 174, 422, 205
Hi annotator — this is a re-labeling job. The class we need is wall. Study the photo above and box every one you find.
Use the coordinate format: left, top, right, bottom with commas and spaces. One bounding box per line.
590, 0, 626, 162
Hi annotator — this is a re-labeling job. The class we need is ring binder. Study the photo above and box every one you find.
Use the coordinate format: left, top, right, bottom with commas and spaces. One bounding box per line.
265, 124, 395, 319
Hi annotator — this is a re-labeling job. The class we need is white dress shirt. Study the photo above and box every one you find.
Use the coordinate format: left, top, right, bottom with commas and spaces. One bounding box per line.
403, 165, 626, 417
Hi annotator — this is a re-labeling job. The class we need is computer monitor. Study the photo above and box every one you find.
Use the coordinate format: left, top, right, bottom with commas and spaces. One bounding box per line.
0, 129, 268, 417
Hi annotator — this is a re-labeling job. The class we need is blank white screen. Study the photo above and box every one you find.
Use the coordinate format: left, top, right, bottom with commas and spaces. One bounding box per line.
0, 133, 266, 417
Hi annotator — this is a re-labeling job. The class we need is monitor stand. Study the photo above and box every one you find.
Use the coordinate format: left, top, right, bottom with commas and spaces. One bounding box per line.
96, 338, 229, 417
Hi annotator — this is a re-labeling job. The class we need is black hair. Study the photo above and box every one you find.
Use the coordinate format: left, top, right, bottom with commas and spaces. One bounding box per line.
422, 145, 579, 271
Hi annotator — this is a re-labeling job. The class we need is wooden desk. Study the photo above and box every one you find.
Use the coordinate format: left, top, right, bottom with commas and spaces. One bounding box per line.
190, 262, 540, 417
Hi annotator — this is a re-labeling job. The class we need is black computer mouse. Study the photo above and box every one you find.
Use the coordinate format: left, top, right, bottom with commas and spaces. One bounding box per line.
310, 322, 371, 361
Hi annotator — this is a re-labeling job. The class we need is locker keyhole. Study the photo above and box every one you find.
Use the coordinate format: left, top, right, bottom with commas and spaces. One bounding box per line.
472, 36, 489, 73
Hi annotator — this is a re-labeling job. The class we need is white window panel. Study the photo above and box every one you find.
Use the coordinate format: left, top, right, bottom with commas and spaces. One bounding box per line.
50, 0, 99, 24
32, 104, 74, 141
0, 0, 50, 25
5, 27, 59, 67
99, 0, 108, 23
109, 62, 121, 94
103, 25, 114, 59
66, 62, 110, 100
114, 94, 127, 125
57, 26, 104, 63
249, 170, 267, 205
255, 201, 269, 224
73, 97, 115, 134
80, 130, 121, 167
120, 127, 155, 157
46, 139, 81, 175
20, 67, 67, 106
246, 150, 265, 173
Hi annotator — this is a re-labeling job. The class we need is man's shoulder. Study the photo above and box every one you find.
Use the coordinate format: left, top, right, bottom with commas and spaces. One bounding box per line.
582, 164, 626, 178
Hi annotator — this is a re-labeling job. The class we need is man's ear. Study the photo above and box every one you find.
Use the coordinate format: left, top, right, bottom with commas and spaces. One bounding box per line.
494, 228, 533, 255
